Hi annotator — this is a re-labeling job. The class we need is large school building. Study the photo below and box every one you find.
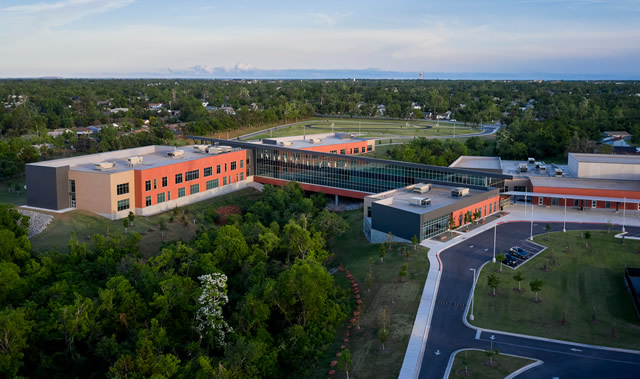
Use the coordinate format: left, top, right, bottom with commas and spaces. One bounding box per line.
27, 132, 640, 242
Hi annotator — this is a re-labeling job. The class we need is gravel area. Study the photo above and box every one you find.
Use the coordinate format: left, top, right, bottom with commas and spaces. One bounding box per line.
18, 209, 54, 238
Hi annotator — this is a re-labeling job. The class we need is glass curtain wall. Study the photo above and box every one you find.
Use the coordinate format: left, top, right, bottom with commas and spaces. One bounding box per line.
421, 214, 450, 240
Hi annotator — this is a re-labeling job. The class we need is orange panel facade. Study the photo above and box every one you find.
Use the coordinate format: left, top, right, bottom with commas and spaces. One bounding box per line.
300, 140, 372, 155
532, 186, 640, 210
134, 149, 248, 209
451, 195, 501, 227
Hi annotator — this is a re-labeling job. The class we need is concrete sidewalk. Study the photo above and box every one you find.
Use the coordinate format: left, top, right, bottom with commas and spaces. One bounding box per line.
398, 203, 639, 379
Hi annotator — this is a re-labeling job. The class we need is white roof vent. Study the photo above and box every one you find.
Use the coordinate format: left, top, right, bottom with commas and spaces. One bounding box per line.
127, 156, 143, 165
94, 161, 116, 171
168, 150, 184, 157
308, 138, 323, 144
193, 145, 208, 153
280, 141, 294, 146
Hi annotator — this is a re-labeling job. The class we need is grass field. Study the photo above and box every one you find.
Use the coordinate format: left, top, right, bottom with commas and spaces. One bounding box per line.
0, 178, 26, 205
245, 119, 479, 140
30, 188, 263, 257
309, 210, 430, 378
450, 349, 536, 379
470, 230, 640, 350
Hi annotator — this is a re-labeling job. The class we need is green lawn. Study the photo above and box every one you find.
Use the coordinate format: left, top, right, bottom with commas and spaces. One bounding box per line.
309, 210, 430, 379
30, 188, 263, 257
470, 230, 640, 350
0, 178, 27, 205
450, 349, 536, 379
245, 118, 479, 140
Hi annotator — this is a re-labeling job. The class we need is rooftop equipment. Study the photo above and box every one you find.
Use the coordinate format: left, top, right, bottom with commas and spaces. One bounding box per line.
193, 145, 208, 153
539, 165, 547, 172
94, 161, 115, 171
127, 156, 143, 166
519, 163, 528, 172
167, 150, 184, 157
555, 168, 564, 176
412, 183, 431, 193
451, 187, 470, 198
308, 138, 323, 144
528, 157, 535, 164
335, 132, 355, 140
408, 197, 431, 207
279, 141, 294, 146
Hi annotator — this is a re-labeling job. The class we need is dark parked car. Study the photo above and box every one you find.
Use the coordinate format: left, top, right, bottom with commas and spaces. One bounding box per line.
510, 246, 529, 259
504, 253, 518, 266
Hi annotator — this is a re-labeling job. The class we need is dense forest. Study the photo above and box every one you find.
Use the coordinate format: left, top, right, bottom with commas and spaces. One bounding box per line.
1, 79, 640, 179
0, 182, 357, 378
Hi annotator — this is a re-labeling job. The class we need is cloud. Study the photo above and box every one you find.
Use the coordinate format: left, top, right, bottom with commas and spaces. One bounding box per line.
0, 0, 134, 30
312, 12, 351, 27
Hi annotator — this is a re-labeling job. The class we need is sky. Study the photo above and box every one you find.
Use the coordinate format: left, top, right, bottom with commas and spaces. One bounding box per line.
0, 0, 639, 78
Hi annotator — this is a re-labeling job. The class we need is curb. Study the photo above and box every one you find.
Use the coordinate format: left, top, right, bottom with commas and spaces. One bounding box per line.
443, 348, 543, 379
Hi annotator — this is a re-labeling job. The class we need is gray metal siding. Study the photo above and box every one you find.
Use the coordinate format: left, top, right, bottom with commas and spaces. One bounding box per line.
26, 165, 59, 209
371, 202, 420, 241
419, 188, 501, 224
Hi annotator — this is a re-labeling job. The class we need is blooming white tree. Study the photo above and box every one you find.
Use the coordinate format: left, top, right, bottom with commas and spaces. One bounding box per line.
195, 273, 232, 346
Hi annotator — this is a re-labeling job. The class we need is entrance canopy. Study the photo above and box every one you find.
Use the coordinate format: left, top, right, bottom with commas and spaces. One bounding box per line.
503, 191, 640, 204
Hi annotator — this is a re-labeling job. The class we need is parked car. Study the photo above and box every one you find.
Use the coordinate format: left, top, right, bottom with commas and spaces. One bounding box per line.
504, 253, 518, 266
510, 246, 529, 259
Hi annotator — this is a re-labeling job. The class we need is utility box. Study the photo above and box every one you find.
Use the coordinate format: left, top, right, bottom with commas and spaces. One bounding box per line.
451, 187, 469, 197
409, 197, 431, 207
412, 183, 431, 193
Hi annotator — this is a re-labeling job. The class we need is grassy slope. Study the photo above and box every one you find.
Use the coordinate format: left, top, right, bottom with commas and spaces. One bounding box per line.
310, 209, 430, 378
30, 188, 263, 257
450, 350, 535, 379
471, 230, 640, 350
0, 178, 26, 205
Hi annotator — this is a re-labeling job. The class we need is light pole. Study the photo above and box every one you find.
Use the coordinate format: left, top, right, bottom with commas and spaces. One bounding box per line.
530, 199, 534, 240
492, 222, 497, 263
469, 268, 476, 321
563, 197, 567, 232
524, 188, 527, 217
623, 197, 627, 232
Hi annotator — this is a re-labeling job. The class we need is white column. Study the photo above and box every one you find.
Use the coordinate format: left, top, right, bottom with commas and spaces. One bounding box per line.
492, 222, 497, 263
623, 197, 626, 232
469, 268, 476, 321
563, 197, 567, 232
530, 199, 534, 240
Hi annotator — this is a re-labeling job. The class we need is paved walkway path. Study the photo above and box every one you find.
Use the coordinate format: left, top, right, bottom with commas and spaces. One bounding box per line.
399, 203, 640, 379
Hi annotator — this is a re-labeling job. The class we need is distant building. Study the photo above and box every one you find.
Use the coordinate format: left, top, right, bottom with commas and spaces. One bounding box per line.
109, 107, 129, 114
148, 103, 164, 110
602, 131, 632, 140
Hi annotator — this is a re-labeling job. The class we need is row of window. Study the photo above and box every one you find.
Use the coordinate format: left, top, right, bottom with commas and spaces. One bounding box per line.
143, 173, 245, 207
539, 197, 640, 210
144, 160, 247, 191
329, 146, 371, 155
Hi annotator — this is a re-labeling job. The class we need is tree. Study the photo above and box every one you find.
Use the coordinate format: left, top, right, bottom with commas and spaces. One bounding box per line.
0, 307, 34, 377
530, 279, 544, 302
128, 211, 135, 227
379, 243, 386, 263
545, 223, 551, 233
487, 273, 500, 296
159, 219, 167, 239
123, 218, 129, 234
513, 271, 524, 292
365, 272, 373, 293
195, 273, 232, 347
461, 350, 470, 376
339, 348, 352, 379
385, 232, 394, 251
584, 231, 591, 248
448, 214, 456, 235
399, 263, 408, 283
496, 253, 506, 272
411, 235, 419, 250
485, 348, 500, 366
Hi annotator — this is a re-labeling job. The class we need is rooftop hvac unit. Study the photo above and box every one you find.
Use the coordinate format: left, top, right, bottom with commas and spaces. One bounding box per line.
412, 183, 431, 193
335, 132, 355, 140
127, 156, 143, 165
555, 168, 564, 176
528, 157, 535, 164
451, 187, 469, 198
193, 145, 208, 153
94, 161, 115, 171
308, 138, 322, 144
217, 145, 233, 152
279, 141, 294, 146
206, 147, 221, 154
168, 150, 184, 157
409, 197, 431, 207
519, 163, 528, 172
539, 165, 547, 172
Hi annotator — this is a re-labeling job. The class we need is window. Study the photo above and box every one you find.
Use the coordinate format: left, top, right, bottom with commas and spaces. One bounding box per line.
216, 165, 221, 174
157, 192, 165, 203
223, 177, 227, 185
190, 184, 199, 195
145, 196, 152, 206
538, 196, 543, 205
204, 167, 212, 177
246, 158, 250, 166
354, 147, 359, 154
605, 201, 611, 209
236, 173, 239, 182
185, 170, 199, 181
489, 204, 492, 214
162, 176, 168, 187
116, 183, 129, 195
638, 203, 640, 211
167, 191, 171, 201
178, 187, 185, 198
240, 172, 244, 180
224, 163, 227, 172
552, 198, 559, 206
175, 173, 183, 184
240, 160, 244, 168
69, 180, 76, 193
367, 145, 372, 152
145, 180, 151, 191
231, 161, 237, 170
340, 149, 346, 154
592, 200, 597, 208
206, 179, 219, 190
573, 199, 579, 207
117, 199, 130, 211
153, 179, 157, 189
330, 150, 337, 154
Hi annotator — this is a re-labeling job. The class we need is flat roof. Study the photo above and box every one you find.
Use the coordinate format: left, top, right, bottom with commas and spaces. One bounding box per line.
569, 153, 640, 165
248, 132, 372, 150
500, 160, 574, 178
369, 184, 486, 215
449, 156, 502, 170
505, 191, 640, 203
28, 145, 242, 174
529, 176, 640, 191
